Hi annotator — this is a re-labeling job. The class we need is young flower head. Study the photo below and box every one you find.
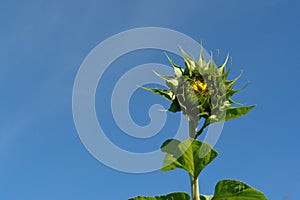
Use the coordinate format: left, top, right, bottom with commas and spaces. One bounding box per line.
142, 47, 254, 138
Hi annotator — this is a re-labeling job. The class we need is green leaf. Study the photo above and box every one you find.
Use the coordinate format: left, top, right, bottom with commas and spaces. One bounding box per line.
212, 180, 268, 200
141, 86, 174, 101
161, 139, 218, 178
225, 105, 255, 121
128, 192, 190, 200
200, 194, 214, 200
204, 105, 255, 127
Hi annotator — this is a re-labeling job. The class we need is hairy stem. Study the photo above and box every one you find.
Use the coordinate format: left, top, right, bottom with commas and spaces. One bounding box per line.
195, 123, 207, 139
189, 120, 197, 138
188, 120, 200, 199
190, 174, 200, 200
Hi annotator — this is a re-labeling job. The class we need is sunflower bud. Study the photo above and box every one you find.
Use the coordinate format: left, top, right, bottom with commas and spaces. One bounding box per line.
142, 47, 255, 137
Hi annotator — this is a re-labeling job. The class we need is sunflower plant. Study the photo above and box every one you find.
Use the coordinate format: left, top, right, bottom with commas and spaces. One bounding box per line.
129, 47, 267, 200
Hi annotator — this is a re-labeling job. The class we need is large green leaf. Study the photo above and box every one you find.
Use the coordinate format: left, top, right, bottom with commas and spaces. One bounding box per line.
128, 192, 190, 200
161, 139, 218, 178
212, 180, 268, 200
225, 105, 255, 121
204, 105, 255, 127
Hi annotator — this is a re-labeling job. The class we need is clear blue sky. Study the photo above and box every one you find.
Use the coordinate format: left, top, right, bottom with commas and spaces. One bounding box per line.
0, 0, 299, 199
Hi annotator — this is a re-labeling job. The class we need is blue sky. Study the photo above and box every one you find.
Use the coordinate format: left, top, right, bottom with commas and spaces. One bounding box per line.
0, 0, 299, 199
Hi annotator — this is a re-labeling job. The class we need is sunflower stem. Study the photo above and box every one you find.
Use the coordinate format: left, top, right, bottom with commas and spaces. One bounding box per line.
188, 120, 200, 200
189, 120, 197, 138
195, 122, 208, 139
190, 174, 200, 200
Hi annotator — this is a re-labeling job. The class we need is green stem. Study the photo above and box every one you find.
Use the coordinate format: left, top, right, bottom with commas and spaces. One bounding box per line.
188, 120, 200, 200
195, 123, 208, 139
189, 120, 197, 138
190, 174, 200, 200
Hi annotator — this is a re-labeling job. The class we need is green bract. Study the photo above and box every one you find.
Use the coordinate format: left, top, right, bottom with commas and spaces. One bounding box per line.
142, 48, 254, 138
